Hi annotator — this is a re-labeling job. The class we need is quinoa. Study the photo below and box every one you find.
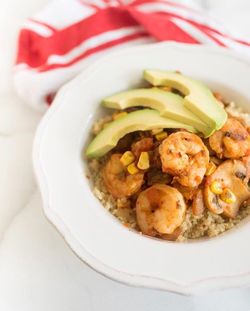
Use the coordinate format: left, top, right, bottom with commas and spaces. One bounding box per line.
225, 102, 250, 130
87, 102, 250, 241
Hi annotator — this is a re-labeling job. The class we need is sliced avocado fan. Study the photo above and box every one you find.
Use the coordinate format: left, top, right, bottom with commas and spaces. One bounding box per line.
86, 109, 196, 158
143, 70, 227, 131
103, 88, 213, 137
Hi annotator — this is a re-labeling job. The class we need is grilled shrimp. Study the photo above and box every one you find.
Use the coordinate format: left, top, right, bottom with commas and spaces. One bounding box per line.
102, 154, 144, 198
131, 137, 154, 158
209, 118, 250, 159
136, 184, 186, 236
171, 182, 198, 201
159, 132, 209, 188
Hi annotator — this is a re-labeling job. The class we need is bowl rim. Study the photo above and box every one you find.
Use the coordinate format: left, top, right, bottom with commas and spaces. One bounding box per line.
33, 42, 250, 295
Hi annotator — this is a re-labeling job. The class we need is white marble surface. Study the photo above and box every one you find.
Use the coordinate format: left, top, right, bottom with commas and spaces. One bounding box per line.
0, 1, 250, 310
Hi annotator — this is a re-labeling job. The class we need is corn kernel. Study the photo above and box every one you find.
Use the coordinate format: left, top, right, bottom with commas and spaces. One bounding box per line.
137, 152, 150, 170
220, 188, 236, 204
127, 162, 139, 175
210, 181, 223, 195
155, 131, 168, 141
151, 128, 164, 135
112, 111, 128, 120
120, 151, 135, 167
205, 161, 217, 176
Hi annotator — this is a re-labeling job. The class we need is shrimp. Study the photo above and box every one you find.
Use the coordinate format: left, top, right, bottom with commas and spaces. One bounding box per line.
161, 227, 183, 241
136, 184, 186, 236
131, 137, 154, 158
171, 182, 198, 201
102, 154, 144, 198
209, 118, 250, 159
159, 132, 209, 188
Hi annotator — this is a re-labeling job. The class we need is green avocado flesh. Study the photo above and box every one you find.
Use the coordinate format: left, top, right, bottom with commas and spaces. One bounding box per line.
143, 70, 227, 131
103, 88, 212, 137
86, 109, 196, 158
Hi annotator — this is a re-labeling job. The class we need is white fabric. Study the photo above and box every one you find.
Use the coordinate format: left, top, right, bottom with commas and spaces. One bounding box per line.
1, 0, 250, 310
33, 0, 96, 29
22, 19, 54, 36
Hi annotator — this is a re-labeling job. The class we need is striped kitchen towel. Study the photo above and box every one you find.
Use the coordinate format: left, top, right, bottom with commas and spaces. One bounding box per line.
14, 0, 250, 109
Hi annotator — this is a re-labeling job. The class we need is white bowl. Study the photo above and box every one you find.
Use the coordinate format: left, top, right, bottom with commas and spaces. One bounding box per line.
33, 42, 250, 295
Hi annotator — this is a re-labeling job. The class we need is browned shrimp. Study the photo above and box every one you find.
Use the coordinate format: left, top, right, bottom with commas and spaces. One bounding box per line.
131, 137, 154, 158
159, 132, 209, 188
209, 118, 250, 159
171, 182, 198, 201
161, 227, 183, 241
102, 154, 144, 198
136, 184, 186, 236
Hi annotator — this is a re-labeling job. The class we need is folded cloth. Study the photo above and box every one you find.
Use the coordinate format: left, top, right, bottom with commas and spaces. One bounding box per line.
14, 0, 250, 110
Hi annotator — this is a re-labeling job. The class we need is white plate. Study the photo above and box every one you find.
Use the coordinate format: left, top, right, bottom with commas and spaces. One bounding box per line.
33, 42, 250, 295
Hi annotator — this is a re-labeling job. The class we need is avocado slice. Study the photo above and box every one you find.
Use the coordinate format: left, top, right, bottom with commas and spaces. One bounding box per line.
103, 88, 212, 137
86, 109, 196, 158
143, 70, 227, 131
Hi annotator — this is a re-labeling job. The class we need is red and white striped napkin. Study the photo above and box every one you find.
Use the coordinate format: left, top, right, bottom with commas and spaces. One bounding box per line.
14, 0, 250, 109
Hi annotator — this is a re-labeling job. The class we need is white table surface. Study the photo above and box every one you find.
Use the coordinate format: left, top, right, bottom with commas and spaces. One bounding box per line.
1, 1, 250, 310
